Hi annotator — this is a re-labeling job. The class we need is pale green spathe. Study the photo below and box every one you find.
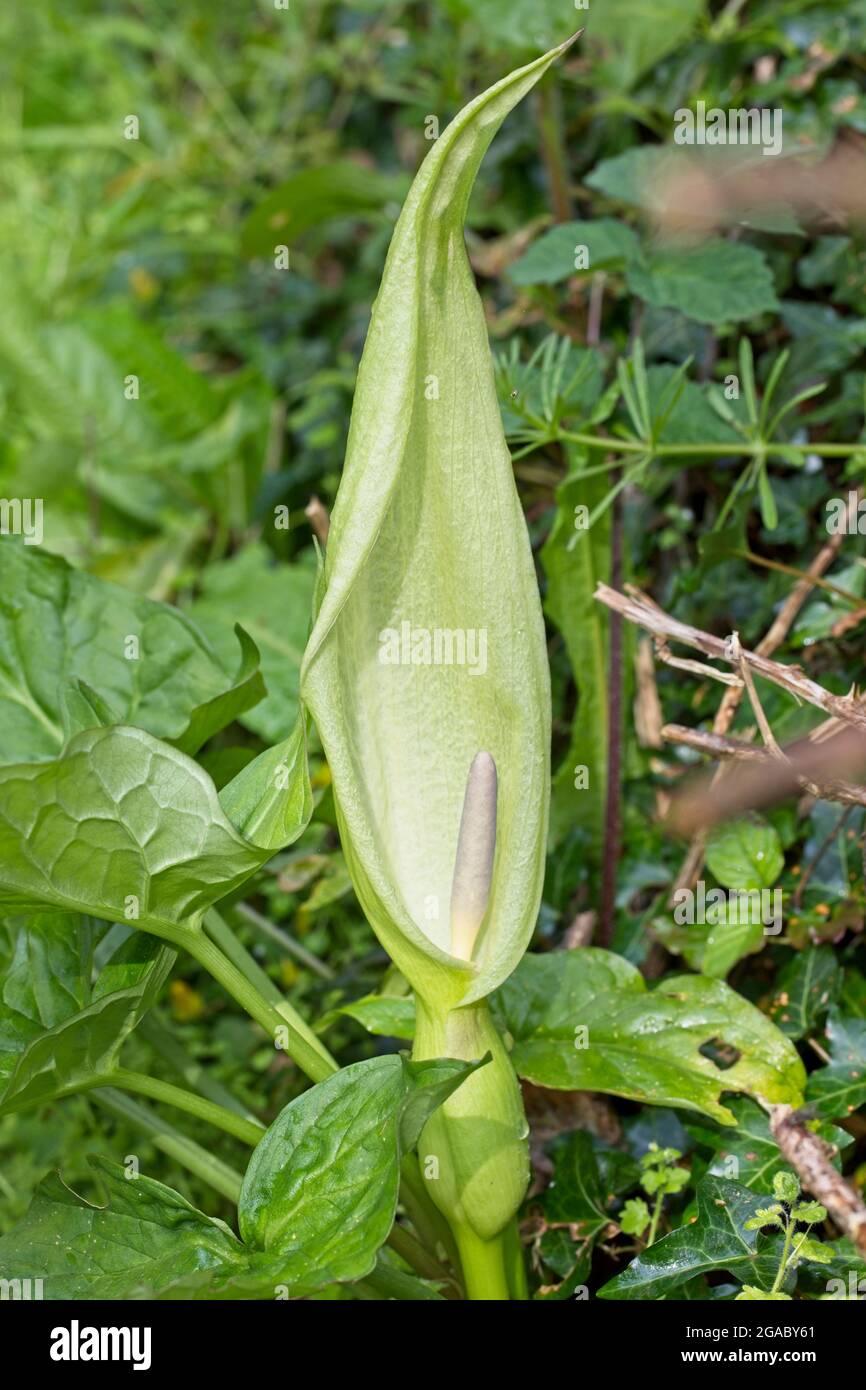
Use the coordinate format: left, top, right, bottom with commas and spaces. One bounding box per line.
301, 42, 571, 1008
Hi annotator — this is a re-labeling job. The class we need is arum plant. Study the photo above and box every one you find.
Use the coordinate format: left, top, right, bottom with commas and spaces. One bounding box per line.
300, 36, 581, 1298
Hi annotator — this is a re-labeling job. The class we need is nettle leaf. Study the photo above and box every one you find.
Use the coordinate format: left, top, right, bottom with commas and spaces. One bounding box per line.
0, 727, 285, 936
705, 817, 784, 890
188, 543, 316, 744
0, 1157, 246, 1299
0, 930, 173, 1115
599, 1176, 783, 1300
491, 949, 805, 1123
626, 241, 779, 327
768, 946, 841, 1041
685, 1097, 851, 1194
806, 1013, 866, 1118
238, 1054, 480, 1291
300, 44, 571, 1007
509, 218, 642, 286
0, 544, 264, 762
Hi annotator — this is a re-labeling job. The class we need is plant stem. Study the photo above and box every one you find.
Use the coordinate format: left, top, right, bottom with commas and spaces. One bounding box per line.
204, 908, 337, 1075
647, 1191, 665, 1247
186, 926, 335, 1084
503, 1217, 529, 1299
92, 1089, 243, 1203
111, 1069, 265, 1147
771, 1213, 795, 1294
560, 431, 862, 459
454, 1225, 511, 1301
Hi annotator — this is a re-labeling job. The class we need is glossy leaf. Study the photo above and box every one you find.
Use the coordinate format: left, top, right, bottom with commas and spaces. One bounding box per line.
768, 946, 841, 1040
685, 1097, 851, 1193
805, 1013, 866, 1118
300, 42, 574, 1008
0, 544, 264, 762
239, 1054, 480, 1288
492, 949, 805, 1123
598, 1176, 783, 1299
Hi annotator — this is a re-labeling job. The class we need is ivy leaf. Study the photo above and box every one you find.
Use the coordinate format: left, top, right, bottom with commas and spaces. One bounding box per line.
806, 1013, 866, 1118
598, 1176, 783, 1299
239, 1054, 481, 1289
0, 544, 264, 762
685, 1097, 851, 1194
542, 1130, 640, 1241
491, 949, 805, 1123
767, 946, 841, 1041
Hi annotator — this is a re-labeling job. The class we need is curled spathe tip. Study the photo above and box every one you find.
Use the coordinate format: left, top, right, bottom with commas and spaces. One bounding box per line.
450, 751, 498, 962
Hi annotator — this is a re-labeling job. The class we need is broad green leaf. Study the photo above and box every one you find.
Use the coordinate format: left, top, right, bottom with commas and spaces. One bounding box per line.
541, 463, 610, 853
685, 1097, 851, 1193
0, 726, 270, 936
705, 817, 784, 890
318, 992, 417, 1040
0, 933, 173, 1115
239, 1055, 480, 1286
509, 218, 642, 285
241, 162, 410, 256
598, 1176, 783, 1299
585, 0, 705, 90
701, 908, 765, 981
767, 946, 841, 1040
0, 914, 94, 1077
300, 44, 573, 1007
626, 242, 779, 327
0, 1157, 246, 1299
0, 544, 264, 762
806, 1013, 866, 1118
491, 949, 805, 1123
218, 713, 313, 852
188, 543, 316, 744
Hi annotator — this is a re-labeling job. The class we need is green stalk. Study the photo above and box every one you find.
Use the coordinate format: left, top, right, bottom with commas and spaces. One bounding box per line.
454, 1225, 511, 1301
111, 1069, 265, 1147
204, 908, 337, 1075
503, 1217, 529, 1300
771, 1214, 795, 1295
92, 1088, 243, 1203
560, 431, 861, 459
185, 927, 335, 1084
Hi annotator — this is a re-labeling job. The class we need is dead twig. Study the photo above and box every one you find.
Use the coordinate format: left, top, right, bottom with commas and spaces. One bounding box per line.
769, 1104, 866, 1258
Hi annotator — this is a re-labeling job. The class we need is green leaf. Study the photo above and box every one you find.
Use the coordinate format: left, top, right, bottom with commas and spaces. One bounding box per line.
0, 932, 173, 1115
598, 1176, 782, 1299
543, 1130, 640, 1240
188, 543, 315, 744
318, 992, 417, 1040
626, 242, 778, 327
0, 544, 264, 762
509, 218, 642, 285
0, 1157, 247, 1299
0, 726, 268, 936
241, 162, 410, 256
685, 1097, 850, 1194
491, 948, 805, 1123
239, 1054, 478, 1287
705, 817, 784, 890
620, 1198, 651, 1238
218, 712, 313, 852
300, 43, 572, 1007
768, 946, 841, 1041
806, 1013, 866, 1118
585, 0, 704, 89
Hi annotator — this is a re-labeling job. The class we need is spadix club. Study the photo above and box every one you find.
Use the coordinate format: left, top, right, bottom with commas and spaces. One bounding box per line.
377, 620, 488, 675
